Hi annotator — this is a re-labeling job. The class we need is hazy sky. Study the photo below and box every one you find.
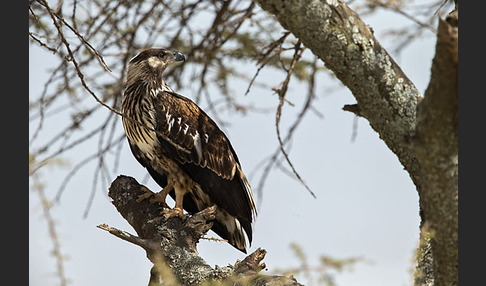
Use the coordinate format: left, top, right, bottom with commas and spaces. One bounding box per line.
29, 3, 438, 285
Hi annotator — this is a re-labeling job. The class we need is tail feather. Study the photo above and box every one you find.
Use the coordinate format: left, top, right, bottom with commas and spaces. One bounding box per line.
211, 211, 251, 253
176, 191, 251, 253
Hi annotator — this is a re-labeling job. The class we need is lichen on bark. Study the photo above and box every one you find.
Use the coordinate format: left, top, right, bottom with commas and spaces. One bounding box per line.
256, 1, 458, 285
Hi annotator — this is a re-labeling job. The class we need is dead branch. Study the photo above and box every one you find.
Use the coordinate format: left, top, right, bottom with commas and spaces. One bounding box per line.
99, 175, 302, 286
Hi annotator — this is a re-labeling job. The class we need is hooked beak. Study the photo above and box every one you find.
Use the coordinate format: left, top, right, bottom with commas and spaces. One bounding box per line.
172, 51, 186, 63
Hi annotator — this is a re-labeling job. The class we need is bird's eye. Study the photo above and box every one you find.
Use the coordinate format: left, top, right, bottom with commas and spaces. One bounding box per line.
157, 51, 166, 58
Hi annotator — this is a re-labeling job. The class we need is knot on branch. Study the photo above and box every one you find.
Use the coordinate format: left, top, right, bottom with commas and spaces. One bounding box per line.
108, 175, 217, 254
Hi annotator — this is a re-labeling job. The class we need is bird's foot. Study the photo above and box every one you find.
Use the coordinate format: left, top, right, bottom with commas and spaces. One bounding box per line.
136, 187, 169, 208
149, 192, 169, 207
160, 207, 187, 221
135, 186, 154, 203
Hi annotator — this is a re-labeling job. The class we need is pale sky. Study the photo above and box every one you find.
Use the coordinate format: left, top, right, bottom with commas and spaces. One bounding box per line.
29, 3, 438, 285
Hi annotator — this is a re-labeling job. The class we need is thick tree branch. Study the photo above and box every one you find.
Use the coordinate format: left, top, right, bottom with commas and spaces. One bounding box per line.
100, 175, 302, 286
256, 0, 422, 185
256, 1, 458, 285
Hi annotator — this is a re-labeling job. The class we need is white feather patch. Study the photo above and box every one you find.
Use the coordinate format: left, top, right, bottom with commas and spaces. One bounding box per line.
165, 112, 174, 132
234, 218, 242, 233
147, 56, 163, 69
168, 117, 175, 132
192, 131, 202, 161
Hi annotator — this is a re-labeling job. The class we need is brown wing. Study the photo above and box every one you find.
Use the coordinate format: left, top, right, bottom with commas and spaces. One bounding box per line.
153, 90, 256, 232
155, 91, 238, 179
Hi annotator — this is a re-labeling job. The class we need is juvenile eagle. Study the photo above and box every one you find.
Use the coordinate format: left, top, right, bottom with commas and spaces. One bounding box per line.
121, 48, 257, 253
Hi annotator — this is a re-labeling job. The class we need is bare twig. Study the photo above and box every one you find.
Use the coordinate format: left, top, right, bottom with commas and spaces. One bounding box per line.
245, 32, 291, 96
97, 224, 151, 248
274, 41, 316, 198
30, 159, 68, 286
36, 0, 120, 116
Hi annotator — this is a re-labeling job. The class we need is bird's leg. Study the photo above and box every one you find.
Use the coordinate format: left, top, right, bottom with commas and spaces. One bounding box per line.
161, 186, 187, 221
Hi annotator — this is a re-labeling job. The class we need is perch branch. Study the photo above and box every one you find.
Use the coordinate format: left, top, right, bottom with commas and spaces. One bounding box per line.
100, 175, 302, 285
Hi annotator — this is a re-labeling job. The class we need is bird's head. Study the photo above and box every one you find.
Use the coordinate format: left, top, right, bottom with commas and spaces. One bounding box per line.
126, 48, 185, 86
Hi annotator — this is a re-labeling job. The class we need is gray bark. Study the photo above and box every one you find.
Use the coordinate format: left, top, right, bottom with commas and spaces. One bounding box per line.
255, 1, 458, 285
413, 7, 458, 286
99, 175, 302, 286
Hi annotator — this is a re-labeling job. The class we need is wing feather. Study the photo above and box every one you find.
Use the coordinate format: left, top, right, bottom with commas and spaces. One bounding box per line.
153, 90, 256, 224
155, 91, 238, 179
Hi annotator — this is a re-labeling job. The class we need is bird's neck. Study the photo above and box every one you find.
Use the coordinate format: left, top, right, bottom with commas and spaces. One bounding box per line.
126, 62, 174, 92
126, 72, 173, 93
154, 77, 174, 93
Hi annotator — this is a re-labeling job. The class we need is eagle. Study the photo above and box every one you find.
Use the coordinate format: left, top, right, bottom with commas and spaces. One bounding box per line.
121, 48, 257, 253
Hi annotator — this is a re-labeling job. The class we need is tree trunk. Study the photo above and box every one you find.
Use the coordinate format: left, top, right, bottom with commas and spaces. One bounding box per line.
413, 7, 458, 286
255, 1, 458, 285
